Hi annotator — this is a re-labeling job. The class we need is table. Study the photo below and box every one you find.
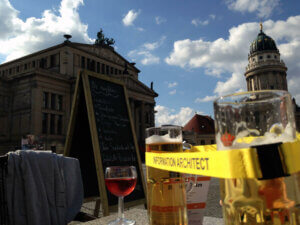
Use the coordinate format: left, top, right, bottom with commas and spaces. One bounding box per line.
71, 208, 224, 225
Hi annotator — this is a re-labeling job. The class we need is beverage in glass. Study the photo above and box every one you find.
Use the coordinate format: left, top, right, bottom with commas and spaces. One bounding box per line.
105, 166, 137, 225
146, 125, 188, 225
214, 90, 300, 224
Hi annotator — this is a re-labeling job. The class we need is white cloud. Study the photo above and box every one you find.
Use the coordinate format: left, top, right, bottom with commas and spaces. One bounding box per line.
0, 0, 92, 62
263, 17, 300, 102
155, 105, 194, 126
209, 14, 216, 20
0, 0, 22, 40
128, 49, 159, 65
226, 0, 280, 18
165, 22, 255, 78
143, 36, 166, 50
191, 14, 216, 27
204, 68, 223, 78
167, 82, 178, 88
195, 95, 217, 103
140, 53, 160, 65
127, 49, 160, 65
128, 36, 166, 65
155, 16, 166, 25
136, 27, 144, 31
214, 72, 245, 96
122, 9, 140, 26
192, 19, 209, 26
169, 89, 176, 95
143, 43, 158, 51
166, 16, 300, 99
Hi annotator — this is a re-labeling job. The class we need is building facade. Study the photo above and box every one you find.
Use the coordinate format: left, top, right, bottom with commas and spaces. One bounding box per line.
0, 38, 158, 154
183, 114, 215, 146
244, 24, 300, 130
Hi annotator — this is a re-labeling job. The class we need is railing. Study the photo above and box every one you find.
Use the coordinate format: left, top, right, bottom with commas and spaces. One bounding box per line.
246, 60, 286, 71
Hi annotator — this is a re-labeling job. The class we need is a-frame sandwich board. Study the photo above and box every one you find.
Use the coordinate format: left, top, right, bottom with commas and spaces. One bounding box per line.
64, 70, 146, 216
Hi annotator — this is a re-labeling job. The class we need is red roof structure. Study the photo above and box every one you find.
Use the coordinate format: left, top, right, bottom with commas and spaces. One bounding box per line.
183, 114, 215, 134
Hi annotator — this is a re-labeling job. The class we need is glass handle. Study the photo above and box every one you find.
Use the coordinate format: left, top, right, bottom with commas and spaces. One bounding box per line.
184, 174, 197, 193
183, 141, 196, 193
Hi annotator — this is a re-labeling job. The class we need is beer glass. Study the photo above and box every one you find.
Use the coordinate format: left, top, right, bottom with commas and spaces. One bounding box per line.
146, 125, 188, 225
214, 90, 300, 224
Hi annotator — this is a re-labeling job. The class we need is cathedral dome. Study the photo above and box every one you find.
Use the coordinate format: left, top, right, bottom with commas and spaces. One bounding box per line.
250, 29, 278, 54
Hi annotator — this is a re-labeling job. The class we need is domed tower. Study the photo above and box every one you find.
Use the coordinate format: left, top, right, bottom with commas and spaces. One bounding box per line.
245, 23, 288, 91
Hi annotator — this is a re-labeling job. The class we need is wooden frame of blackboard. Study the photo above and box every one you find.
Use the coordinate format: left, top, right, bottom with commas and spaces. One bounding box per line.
64, 70, 147, 216
64, 72, 106, 212
64, 71, 82, 158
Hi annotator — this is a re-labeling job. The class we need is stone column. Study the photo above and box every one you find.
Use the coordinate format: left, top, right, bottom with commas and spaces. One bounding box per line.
246, 78, 250, 91
254, 75, 258, 90
55, 114, 58, 135
31, 86, 39, 135
46, 113, 50, 150
150, 104, 155, 127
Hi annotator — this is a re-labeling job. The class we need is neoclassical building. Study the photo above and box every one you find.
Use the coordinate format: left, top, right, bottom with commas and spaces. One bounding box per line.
245, 24, 300, 130
0, 36, 158, 154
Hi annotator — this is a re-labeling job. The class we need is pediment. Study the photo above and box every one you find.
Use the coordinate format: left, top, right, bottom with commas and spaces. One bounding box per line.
73, 44, 138, 72
118, 76, 158, 97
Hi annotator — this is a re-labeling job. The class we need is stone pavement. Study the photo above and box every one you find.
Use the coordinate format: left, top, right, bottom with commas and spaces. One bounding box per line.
204, 177, 222, 218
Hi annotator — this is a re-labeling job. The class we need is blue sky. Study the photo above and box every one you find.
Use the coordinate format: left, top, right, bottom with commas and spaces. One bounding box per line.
1, 0, 300, 126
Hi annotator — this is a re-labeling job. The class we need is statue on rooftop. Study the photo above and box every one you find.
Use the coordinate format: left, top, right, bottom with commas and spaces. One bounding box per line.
95, 29, 115, 47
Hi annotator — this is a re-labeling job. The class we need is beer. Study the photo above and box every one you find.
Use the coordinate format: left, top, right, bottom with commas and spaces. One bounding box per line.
146, 127, 188, 225
214, 90, 300, 225
220, 175, 300, 224
219, 133, 300, 224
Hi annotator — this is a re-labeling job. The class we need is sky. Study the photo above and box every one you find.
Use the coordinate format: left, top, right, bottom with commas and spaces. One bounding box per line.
1, 0, 300, 127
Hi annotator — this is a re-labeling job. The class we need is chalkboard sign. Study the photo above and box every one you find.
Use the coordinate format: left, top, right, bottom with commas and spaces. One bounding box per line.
64, 71, 146, 216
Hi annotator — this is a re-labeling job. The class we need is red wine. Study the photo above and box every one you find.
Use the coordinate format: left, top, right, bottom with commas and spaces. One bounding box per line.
105, 177, 137, 197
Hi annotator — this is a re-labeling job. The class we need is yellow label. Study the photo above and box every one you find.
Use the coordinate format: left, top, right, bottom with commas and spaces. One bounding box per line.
146, 140, 300, 179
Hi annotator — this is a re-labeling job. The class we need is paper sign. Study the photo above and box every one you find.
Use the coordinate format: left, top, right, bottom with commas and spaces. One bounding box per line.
185, 176, 211, 225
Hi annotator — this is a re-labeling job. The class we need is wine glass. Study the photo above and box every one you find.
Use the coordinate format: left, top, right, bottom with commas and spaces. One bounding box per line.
105, 166, 137, 225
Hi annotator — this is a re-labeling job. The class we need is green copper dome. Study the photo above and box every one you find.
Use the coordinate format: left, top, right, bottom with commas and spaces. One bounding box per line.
250, 30, 278, 54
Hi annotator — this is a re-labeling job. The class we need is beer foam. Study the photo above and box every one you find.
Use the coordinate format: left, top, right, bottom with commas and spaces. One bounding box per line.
217, 122, 295, 150
146, 134, 182, 144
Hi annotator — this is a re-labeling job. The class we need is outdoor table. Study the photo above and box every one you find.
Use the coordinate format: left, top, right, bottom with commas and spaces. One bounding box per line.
70, 208, 224, 225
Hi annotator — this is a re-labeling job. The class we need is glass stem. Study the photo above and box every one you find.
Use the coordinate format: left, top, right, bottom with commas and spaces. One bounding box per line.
118, 196, 124, 220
